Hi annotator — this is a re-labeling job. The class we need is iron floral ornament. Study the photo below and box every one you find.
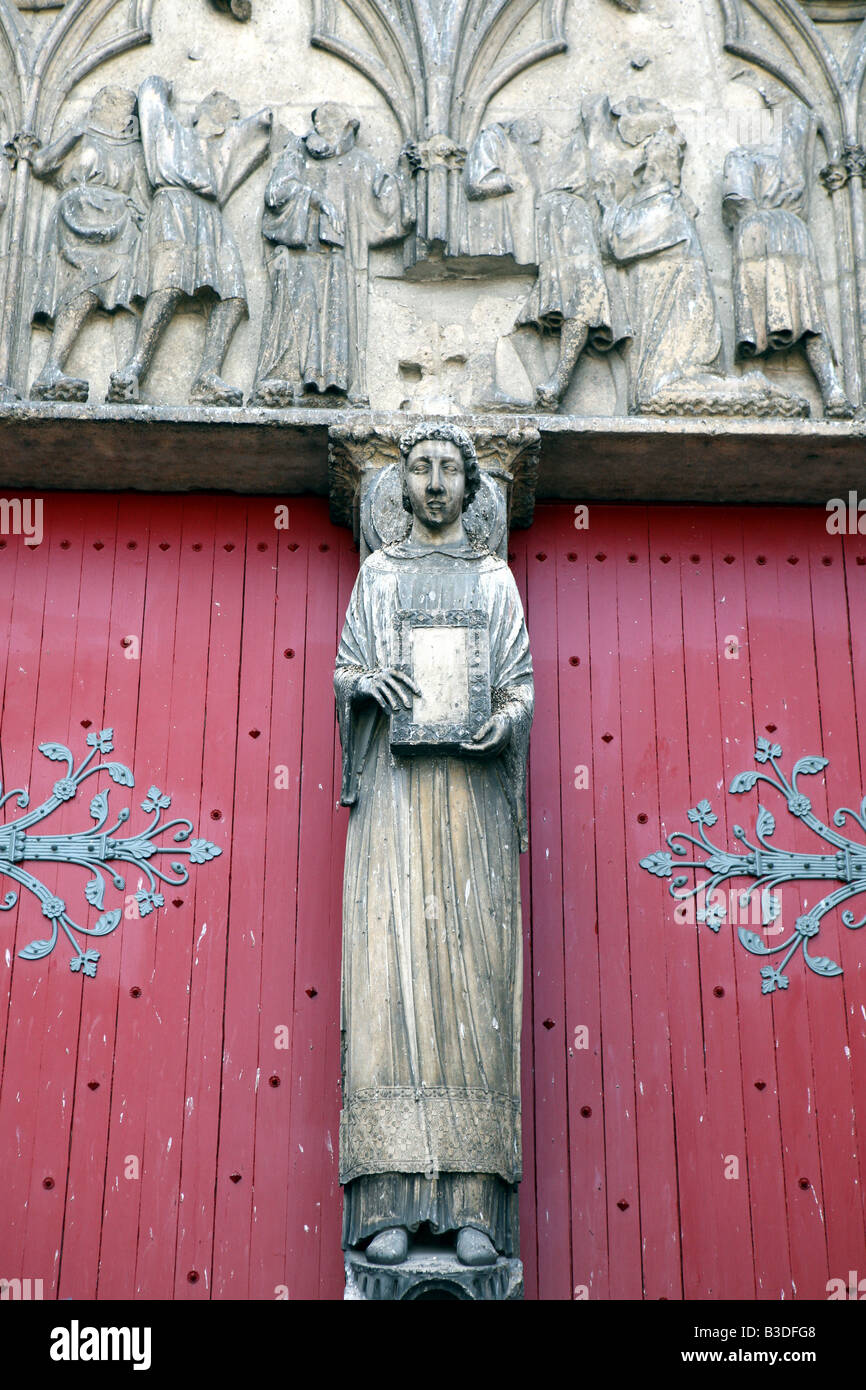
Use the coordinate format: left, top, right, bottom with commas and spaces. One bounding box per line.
0, 728, 221, 977
640, 739, 866, 994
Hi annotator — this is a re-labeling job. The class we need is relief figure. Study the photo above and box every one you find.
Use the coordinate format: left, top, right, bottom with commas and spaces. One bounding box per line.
252, 104, 410, 408
107, 75, 271, 407
30, 87, 146, 402
722, 100, 853, 418
335, 423, 533, 1270
601, 127, 726, 412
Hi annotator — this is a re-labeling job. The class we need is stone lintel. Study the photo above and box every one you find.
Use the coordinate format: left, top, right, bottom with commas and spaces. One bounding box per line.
1, 403, 866, 507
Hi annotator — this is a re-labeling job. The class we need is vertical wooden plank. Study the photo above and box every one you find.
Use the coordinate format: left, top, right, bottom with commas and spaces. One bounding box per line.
614, 507, 682, 1299
586, 512, 642, 1299
676, 509, 756, 1299
55, 496, 121, 1299
98, 496, 181, 1298
553, 513, 608, 1301
709, 509, 793, 1300
284, 520, 342, 1299
647, 508, 715, 1298
795, 512, 866, 1285
524, 509, 572, 1299
211, 499, 277, 1299
133, 497, 218, 1298
740, 510, 829, 1300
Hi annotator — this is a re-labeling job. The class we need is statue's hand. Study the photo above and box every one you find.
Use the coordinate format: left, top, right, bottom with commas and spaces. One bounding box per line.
356, 667, 421, 713
460, 714, 511, 757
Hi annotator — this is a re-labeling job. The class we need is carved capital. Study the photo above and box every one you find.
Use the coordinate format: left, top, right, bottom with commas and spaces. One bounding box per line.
843, 143, 866, 180
404, 135, 466, 173
819, 161, 849, 193
3, 131, 40, 169
328, 421, 539, 549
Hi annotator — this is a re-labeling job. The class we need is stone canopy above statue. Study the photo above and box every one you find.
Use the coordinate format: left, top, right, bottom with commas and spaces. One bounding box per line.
0, 0, 864, 426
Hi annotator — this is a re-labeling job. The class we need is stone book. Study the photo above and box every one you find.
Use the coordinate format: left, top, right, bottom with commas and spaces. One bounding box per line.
389, 609, 491, 756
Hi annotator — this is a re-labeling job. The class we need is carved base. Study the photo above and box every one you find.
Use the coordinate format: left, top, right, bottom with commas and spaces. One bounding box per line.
344, 1245, 523, 1301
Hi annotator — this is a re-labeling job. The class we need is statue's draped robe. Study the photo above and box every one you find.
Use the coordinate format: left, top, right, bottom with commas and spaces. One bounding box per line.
134, 75, 269, 305
606, 180, 724, 408
334, 540, 533, 1254
254, 137, 404, 397
33, 128, 146, 325
723, 138, 835, 361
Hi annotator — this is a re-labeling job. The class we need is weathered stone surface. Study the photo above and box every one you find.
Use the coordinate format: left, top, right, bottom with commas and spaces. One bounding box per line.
334, 424, 533, 1293
344, 1246, 524, 1300
2, 0, 865, 421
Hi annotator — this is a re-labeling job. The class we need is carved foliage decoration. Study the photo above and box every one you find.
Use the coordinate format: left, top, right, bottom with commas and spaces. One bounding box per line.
717, 0, 866, 402
0, 0, 153, 395
311, 1, 568, 263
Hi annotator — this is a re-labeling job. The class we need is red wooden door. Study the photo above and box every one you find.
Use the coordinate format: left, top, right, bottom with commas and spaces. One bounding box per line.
0, 495, 864, 1300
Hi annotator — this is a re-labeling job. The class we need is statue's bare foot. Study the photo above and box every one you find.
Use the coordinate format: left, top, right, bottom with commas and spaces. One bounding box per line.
535, 380, 563, 412
456, 1226, 497, 1266
189, 372, 243, 408
365, 1227, 409, 1266
824, 388, 855, 420
31, 366, 89, 403
106, 369, 140, 404
249, 378, 299, 408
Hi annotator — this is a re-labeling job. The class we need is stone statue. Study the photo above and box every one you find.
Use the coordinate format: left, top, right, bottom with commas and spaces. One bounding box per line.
106, 76, 271, 407
251, 104, 410, 408
515, 119, 630, 408
722, 100, 853, 418
600, 126, 727, 413
29, 86, 146, 402
334, 422, 533, 1274
460, 118, 541, 267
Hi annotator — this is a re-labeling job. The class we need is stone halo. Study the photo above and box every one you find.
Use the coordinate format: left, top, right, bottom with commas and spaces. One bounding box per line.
361, 462, 506, 554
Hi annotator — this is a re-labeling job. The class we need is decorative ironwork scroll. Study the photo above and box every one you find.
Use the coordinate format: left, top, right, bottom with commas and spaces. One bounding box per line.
310, 0, 568, 267
640, 739, 866, 993
0, 728, 220, 976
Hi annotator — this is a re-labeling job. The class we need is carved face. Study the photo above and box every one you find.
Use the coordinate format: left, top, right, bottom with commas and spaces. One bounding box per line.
88, 87, 137, 138
404, 439, 466, 530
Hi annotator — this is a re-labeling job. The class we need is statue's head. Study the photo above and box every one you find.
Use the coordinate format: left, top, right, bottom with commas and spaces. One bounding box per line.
306, 103, 359, 158
637, 128, 685, 188
88, 86, 138, 139
193, 90, 241, 139
398, 423, 480, 530
507, 117, 542, 147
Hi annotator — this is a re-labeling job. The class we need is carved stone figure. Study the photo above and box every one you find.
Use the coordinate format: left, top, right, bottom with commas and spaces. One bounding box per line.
106, 75, 271, 407
251, 104, 409, 408
334, 422, 533, 1275
600, 127, 726, 413
516, 121, 630, 408
29, 86, 146, 402
460, 118, 541, 267
723, 100, 853, 418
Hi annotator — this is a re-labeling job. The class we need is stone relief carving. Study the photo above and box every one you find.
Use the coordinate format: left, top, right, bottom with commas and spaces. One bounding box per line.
209, 0, 251, 19
105, 75, 271, 407
251, 103, 411, 409
311, 0, 568, 271
0, 0, 153, 402
717, 0, 866, 405
594, 98, 808, 416
0, 0, 862, 420
29, 85, 147, 402
723, 99, 853, 417
334, 421, 532, 1293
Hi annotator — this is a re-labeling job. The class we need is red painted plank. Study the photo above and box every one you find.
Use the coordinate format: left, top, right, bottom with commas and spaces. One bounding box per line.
525, 510, 572, 1299
587, 510, 642, 1299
